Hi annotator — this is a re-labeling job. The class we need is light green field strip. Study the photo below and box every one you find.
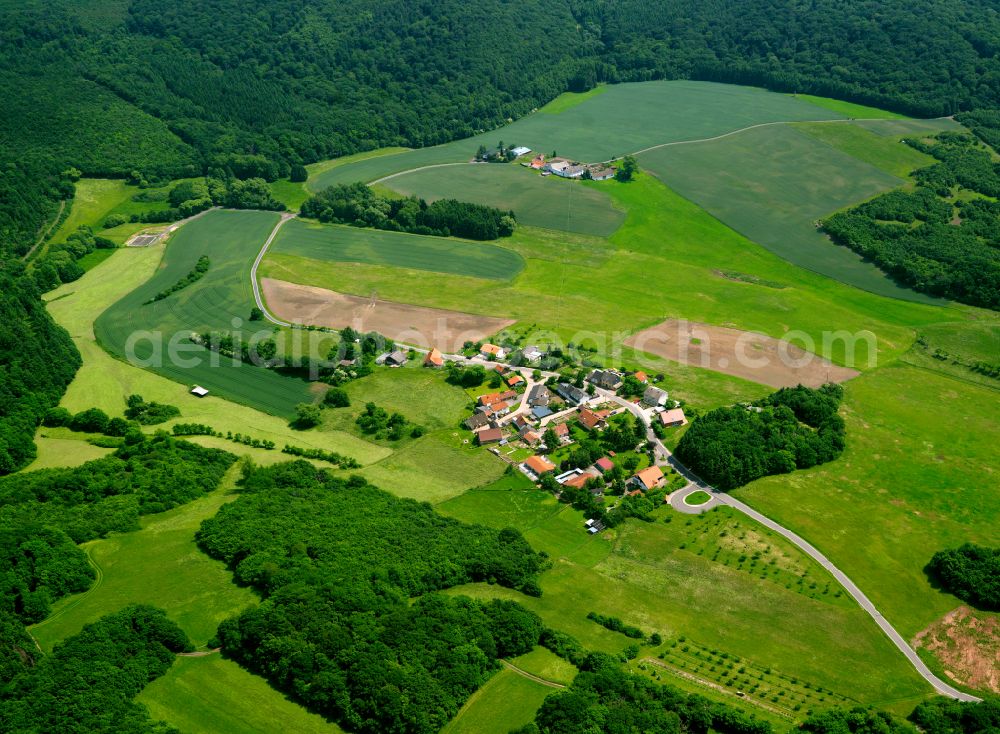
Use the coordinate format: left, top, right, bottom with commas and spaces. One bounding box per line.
384, 164, 626, 237
270, 217, 525, 280
441, 668, 553, 734
139, 655, 345, 734
308, 81, 845, 191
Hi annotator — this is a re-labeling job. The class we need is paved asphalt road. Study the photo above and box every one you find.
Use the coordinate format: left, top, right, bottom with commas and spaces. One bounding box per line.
597, 388, 981, 702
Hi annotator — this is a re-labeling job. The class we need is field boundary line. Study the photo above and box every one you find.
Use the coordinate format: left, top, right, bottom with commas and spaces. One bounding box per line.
29, 544, 104, 634
23, 199, 67, 261
500, 660, 566, 688
370, 161, 473, 185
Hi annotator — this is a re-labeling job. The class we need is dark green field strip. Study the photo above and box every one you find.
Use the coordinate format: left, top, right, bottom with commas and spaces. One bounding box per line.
310, 81, 844, 191
271, 219, 525, 280
638, 124, 944, 303
95, 209, 314, 418
385, 164, 626, 237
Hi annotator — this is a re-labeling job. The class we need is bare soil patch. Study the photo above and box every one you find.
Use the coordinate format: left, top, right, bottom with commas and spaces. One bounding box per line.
262, 277, 513, 352
914, 606, 999, 694
625, 319, 859, 388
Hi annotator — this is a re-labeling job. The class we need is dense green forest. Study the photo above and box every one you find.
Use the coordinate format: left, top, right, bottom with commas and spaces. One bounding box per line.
302, 182, 516, 240
0, 605, 191, 733
199, 460, 546, 733
674, 385, 846, 490
823, 132, 1000, 309
910, 697, 1000, 734
926, 544, 1000, 610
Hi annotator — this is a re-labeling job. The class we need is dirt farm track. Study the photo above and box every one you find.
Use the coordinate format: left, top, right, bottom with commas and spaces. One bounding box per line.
261, 277, 514, 352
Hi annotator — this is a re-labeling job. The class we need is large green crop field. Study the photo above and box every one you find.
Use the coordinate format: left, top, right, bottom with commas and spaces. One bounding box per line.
93, 210, 324, 418
270, 217, 524, 280
383, 164, 626, 237
308, 81, 843, 191
636, 123, 938, 300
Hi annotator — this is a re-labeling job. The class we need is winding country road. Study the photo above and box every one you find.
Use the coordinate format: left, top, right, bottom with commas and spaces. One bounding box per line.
599, 388, 981, 703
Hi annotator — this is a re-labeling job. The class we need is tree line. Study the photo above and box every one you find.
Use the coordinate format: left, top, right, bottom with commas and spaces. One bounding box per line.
301, 182, 516, 240
675, 384, 846, 490
822, 132, 1000, 310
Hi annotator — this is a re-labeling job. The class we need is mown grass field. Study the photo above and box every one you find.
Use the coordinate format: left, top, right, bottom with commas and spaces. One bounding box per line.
49, 178, 138, 243
308, 81, 843, 191
637, 123, 932, 300
139, 655, 344, 734
384, 163, 626, 236
45, 243, 389, 465
735, 361, 1000, 641
92, 209, 328, 418
29, 464, 258, 651
440, 668, 554, 734
270, 217, 524, 280
440, 493, 929, 711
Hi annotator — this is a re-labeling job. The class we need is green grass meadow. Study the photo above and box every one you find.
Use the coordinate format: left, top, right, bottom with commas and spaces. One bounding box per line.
139, 655, 344, 734
29, 464, 258, 651
385, 163, 626, 236
441, 668, 554, 734
270, 217, 524, 280
735, 361, 1000, 640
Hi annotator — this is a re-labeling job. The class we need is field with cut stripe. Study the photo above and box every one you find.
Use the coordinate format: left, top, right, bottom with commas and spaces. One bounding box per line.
270, 217, 524, 280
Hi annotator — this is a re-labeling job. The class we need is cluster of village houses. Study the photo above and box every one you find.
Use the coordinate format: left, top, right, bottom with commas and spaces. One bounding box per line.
478, 144, 616, 181
434, 342, 688, 531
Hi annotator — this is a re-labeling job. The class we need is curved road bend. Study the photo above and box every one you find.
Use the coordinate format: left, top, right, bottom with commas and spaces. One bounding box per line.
242, 215, 979, 702
598, 389, 980, 702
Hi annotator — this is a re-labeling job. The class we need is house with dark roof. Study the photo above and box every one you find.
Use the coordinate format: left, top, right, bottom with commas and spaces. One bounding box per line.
643, 385, 669, 407
527, 384, 551, 407
465, 412, 493, 431
588, 370, 623, 391
556, 382, 590, 406
385, 350, 408, 367
531, 406, 553, 421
